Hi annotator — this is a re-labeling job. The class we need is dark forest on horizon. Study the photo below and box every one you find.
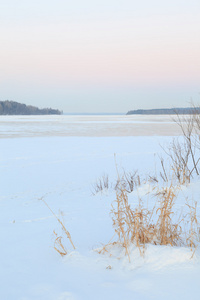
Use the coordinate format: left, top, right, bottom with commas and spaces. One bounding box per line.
0, 100, 62, 115
127, 107, 200, 115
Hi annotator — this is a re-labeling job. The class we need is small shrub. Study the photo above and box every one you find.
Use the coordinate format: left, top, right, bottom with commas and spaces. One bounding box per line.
173, 110, 200, 176
92, 174, 110, 194
115, 170, 141, 193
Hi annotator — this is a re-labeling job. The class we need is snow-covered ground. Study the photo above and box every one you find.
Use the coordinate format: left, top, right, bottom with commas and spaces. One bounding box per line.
0, 115, 199, 300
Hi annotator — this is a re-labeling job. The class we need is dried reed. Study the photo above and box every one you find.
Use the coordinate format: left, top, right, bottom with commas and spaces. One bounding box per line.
53, 231, 68, 256
155, 184, 182, 246
100, 176, 193, 261
40, 197, 75, 256
186, 200, 198, 251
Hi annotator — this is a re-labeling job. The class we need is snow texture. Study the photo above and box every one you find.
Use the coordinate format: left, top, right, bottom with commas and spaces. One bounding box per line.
0, 115, 199, 300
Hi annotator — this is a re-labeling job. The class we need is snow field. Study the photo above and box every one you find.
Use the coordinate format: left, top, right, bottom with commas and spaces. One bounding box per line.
0, 134, 200, 300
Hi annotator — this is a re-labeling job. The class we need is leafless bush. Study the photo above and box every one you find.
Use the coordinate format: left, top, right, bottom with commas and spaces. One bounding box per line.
173, 110, 200, 176
148, 174, 159, 184
162, 139, 191, 184
115, 170, 141, 193
92, 174, 110, 194
159, 156, 168, 182
191, 105, 200, 152
159, 107, 200, 184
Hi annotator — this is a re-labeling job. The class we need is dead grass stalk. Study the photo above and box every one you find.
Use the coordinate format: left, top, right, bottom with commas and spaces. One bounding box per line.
40, 197, 75, 255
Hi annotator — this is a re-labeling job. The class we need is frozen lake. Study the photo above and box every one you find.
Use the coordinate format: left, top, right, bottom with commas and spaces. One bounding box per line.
0, 114, 183, 138
0, 114, 199, 300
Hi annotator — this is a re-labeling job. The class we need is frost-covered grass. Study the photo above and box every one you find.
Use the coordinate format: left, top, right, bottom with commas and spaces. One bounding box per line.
0, 116, 200, 299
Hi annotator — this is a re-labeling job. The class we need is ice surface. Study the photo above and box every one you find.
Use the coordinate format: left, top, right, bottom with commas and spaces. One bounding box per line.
0, 114, 183, 138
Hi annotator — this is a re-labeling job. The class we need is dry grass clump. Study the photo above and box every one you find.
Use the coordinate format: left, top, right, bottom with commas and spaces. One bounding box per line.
155, 184, 182, 246
99, 176, 199, 260
98, 188, 150, 261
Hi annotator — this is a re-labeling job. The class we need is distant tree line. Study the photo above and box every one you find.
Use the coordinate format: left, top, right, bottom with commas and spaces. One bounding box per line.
0, 100, 62, 115
126, 107, 200, 115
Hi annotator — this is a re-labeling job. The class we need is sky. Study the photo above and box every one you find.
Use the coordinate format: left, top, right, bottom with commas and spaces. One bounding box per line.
0, 0, 200, 113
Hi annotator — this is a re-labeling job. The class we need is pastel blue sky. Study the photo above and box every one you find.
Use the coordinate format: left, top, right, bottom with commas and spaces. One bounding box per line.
0, 0, 200, 113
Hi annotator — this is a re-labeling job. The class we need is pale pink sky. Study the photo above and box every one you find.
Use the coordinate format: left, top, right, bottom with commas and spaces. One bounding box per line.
0, 1, 200, 112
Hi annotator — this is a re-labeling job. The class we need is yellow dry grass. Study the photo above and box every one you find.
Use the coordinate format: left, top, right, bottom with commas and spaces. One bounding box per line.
100, 174, 199, 261
41, 197, 75, 256
53, 231, 68, 257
